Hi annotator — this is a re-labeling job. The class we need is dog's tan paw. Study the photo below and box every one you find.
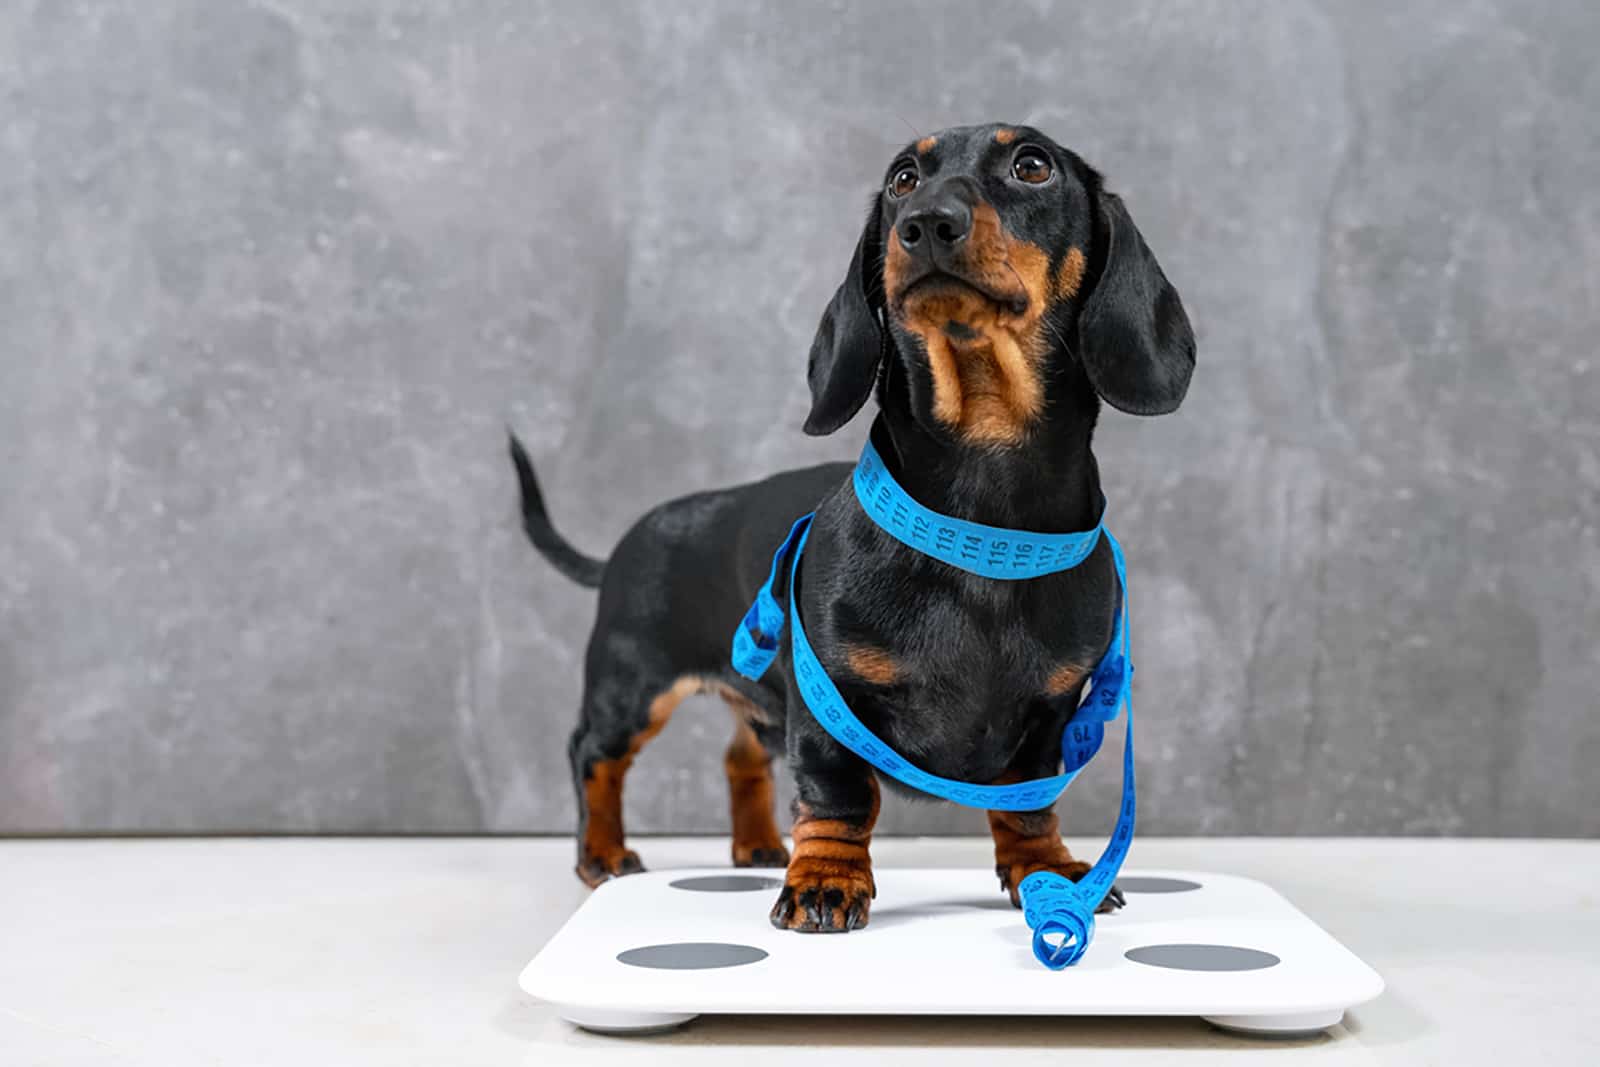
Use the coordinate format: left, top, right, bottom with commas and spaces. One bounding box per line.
769, 857, 874, 932
576, 848, 644, 888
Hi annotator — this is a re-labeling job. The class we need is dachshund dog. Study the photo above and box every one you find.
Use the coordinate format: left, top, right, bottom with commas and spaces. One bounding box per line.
510, 123, 1194, 933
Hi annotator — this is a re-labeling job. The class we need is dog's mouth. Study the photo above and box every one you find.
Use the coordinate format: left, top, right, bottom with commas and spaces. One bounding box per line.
892, 270, 1030, 321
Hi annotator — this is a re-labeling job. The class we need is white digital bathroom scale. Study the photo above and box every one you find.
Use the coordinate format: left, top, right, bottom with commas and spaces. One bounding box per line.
520, 867, 1383, 1036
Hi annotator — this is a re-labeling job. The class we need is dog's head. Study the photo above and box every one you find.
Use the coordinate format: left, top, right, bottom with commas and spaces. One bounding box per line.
803, 124, 1195, 444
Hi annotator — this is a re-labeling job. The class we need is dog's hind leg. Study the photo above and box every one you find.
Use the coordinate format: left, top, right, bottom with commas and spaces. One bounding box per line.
567, 671, 702, 887
717, 689, 790, 869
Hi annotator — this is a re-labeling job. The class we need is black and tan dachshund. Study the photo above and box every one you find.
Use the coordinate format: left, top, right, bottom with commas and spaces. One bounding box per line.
510, 123, 1194, 933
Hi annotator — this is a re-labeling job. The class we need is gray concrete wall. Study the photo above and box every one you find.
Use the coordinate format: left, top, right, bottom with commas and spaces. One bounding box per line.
2, 0, 1596, 836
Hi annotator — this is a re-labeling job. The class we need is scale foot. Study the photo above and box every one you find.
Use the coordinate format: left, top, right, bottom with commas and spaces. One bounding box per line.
559, 1005, 699, 1034
1204, 1008, 1344, 1037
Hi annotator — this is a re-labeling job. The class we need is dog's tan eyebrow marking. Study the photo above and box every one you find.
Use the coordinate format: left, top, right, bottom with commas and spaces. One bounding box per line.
994, 128, 1017, 145
1053, 247, 1087, 301
916, 136, 937, 154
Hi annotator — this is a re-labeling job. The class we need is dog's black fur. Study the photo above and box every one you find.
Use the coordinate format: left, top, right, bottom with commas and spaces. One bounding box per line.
511, 124, 1194, 933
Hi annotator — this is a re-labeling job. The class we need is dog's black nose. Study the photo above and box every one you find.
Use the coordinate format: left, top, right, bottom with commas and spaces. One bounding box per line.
896, 195, 972, 253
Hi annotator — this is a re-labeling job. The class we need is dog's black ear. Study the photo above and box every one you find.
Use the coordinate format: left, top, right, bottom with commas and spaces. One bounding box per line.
803, 197, 886, 436
1077, 189, 1195, 416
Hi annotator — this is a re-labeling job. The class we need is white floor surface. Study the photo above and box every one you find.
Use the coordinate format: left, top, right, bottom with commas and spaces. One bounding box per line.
1, 836, 1595, 1065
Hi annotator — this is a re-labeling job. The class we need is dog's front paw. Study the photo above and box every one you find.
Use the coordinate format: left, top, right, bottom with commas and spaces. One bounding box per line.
769, 858, 874, 932
997, 858, 1124, 914
575, 847, 644, 888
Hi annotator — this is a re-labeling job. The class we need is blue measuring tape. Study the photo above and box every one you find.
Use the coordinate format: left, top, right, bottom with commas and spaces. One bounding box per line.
852, 438, 1106, 580
731, 440, 1138, 969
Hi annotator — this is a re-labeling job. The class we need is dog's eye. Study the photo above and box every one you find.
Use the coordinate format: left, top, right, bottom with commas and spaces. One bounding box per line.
887, 163, 919, 199
1012, 149, 1053, 185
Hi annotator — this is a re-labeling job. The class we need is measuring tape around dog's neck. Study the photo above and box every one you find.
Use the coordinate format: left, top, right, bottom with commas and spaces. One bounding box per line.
851, 437, 1108, 579
730, 439, 1137, 969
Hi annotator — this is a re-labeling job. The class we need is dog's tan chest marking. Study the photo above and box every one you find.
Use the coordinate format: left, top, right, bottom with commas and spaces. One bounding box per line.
1044, 663, 1088, 697
845, 644, 902, 686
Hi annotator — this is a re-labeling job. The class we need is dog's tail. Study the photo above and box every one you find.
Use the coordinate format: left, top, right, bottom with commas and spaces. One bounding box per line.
507, 431, 605, 589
